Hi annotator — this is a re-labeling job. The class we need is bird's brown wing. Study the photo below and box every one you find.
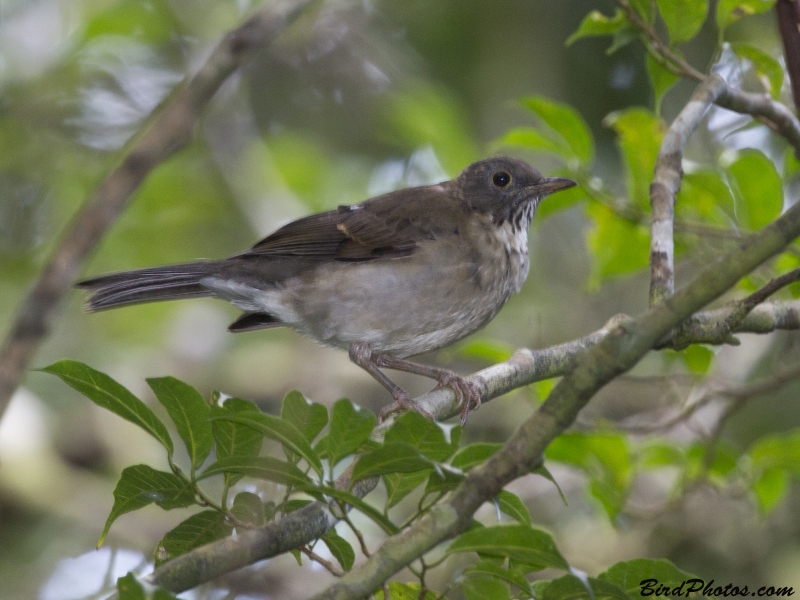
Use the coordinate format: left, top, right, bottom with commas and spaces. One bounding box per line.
243, 185, 460, 261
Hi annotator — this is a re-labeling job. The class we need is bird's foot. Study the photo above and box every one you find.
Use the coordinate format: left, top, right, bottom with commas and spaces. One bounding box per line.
434, 371, 482, 426
378, 388, 434, 423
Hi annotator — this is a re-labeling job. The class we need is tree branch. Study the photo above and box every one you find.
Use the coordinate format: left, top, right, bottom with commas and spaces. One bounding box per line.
777, 0, 800, 113
0, 0, 317, 421
650, 76, 728, 304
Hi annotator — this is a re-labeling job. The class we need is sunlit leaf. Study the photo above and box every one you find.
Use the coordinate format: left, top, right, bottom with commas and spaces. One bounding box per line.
147, 376, 212, 471
716, 0, 777, 32
605, 108, 665, 210
749, 430, 800, 474
586, 203, 650, 287
375, 582, 437, 600
43, 360, 173, 454
154, 510, 232, 566
731, 43, 784, 99
521, 96, 594, 165
645, 53, 680, 114
566, 10, 627, 46
99, 465, 195, 547
726, 149, 783, 230
752, 466, 789, 514
451, 443, 502, 471
682, 345, 714, 374
656, 0, 709, 44
676, 169, 735, 222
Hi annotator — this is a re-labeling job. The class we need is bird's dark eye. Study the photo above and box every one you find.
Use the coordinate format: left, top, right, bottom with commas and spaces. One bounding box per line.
492, 171, 511, 188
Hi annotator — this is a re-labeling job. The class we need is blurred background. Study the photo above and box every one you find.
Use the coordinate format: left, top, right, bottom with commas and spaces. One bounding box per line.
2, 0, 799, 598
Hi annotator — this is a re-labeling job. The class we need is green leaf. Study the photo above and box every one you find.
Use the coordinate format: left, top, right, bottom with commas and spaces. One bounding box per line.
463, 575, 511, 600
210, 398, 264, 486
42, 360, 173, 454
384, 470, 431, 509
313, 485, 399, 534
375, 582, 437, 600
656, 0, 708, 44
463, 560, 533, 595
749, 430, 800, 474
495, 490, 532, 525
676, 169, 735, 222
599, 558, 696, 598
451, 443, 502, 471
281, 390, 328, 443
539, 574, 631, 600
752, 466, 789, 514
731, 43, 784, 99
321, 527, 355, 571
84, 0, 179, 43
498, 127, 571, 159
716, 0, 777, 32
726, 149, 783, 230
605, 108, 665, 210
214, 412, 322, 477
645, 53, 680, 114
537, 181, 587, 220
386, 411, 458, 461
351, 442, 433, 484
546, 432, 631, 519
454, 339, 515, 363
586, 203, 651, 287
521, 96, 594, 165
147, 377, 212, 471
384, 84, 479, 175
230, 491, 266, 527
449, 524, 568, 570
534, 465, 569, 505
682, 345, 714, 374
198, 456, 312, 488
100, 465, 196, 547
638, 442, 686, 468
630, 0, 655, 22
321, 399, 377, 469
154, 510, 232, 566
566, 10, 627, 46
116, 572, 145, 600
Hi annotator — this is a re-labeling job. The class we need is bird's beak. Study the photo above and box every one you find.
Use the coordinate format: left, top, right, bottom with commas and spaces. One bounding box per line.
534, 177, 578, 196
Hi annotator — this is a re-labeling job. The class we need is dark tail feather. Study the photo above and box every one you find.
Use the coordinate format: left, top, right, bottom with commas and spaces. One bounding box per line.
77, 262, 218, 311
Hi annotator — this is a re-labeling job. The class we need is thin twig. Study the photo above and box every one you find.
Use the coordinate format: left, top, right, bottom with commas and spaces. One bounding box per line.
650, 76, 728, 304
0, 0, 317, 421
301, 546, 345, 578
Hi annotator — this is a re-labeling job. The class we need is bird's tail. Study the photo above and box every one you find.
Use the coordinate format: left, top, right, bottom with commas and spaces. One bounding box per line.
77, 262, 219, 311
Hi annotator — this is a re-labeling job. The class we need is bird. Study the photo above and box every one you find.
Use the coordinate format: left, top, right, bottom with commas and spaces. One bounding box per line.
78, 157, 576, 424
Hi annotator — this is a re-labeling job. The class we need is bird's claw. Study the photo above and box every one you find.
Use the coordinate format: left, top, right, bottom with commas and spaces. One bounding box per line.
379, 388, 434, 423
434, 372, 482, 425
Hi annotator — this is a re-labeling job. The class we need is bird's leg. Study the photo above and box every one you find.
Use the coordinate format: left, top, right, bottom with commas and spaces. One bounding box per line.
369, 350, 482, 426
348, 342, 433, 422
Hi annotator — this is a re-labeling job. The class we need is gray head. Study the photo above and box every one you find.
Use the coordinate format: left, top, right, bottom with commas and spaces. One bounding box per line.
453, 157, 576, 227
